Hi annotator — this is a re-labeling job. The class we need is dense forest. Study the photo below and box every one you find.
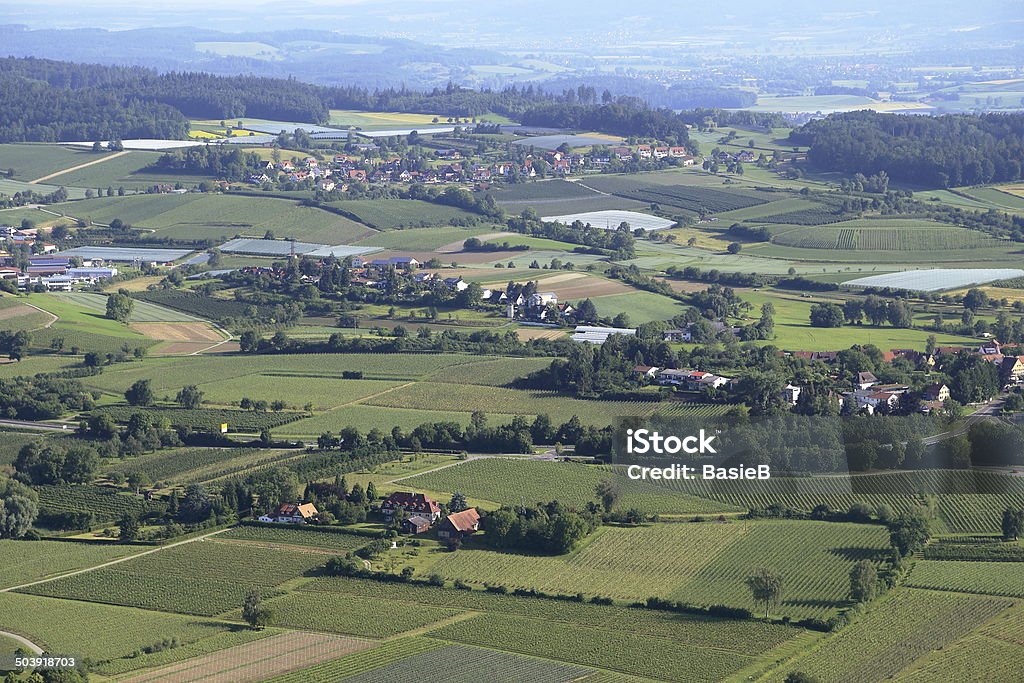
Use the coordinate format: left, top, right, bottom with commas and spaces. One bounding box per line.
0, 57, 328, 142
0, 57, 784, 143
791, 111, 1024, 187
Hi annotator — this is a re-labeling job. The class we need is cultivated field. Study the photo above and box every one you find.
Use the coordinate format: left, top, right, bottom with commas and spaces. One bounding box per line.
117, 631, 374, 683
763, 588, 1014, 682
428, 520, 888, 620
47, 194, 374, 244
0, 539, 141, 589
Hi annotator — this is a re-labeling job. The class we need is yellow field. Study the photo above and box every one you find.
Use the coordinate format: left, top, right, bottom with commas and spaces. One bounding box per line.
328, 110, 446, 128
188, 129, 221, 139
999, 184, 1024, 198
580, 131, 626, 142
947, 286, 1024, 303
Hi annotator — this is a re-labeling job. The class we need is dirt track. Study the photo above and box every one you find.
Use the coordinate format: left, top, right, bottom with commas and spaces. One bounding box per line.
29, 151, 131, 184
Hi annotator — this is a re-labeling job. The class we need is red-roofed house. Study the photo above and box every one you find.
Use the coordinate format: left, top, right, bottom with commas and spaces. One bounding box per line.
381, 492, 441, 521
438, 508, 481, 545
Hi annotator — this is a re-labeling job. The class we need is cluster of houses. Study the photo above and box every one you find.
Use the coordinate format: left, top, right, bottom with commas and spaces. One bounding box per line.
633, 365, 734, 392
604, 145, 696, 166
258, 491, 482, 547
247, 138, 702, 190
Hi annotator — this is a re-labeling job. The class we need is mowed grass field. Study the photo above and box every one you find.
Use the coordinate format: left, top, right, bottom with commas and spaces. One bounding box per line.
403, 459, 739, 514
77, 352, 726, 432
47, 193, 374, 244
735, 289, 979, 351
0, 143, 108, 181
51, 292, 202, 323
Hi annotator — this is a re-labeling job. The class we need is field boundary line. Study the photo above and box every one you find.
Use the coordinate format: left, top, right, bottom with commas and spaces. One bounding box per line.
0, 527, 231, 594
29, 150, 131, 184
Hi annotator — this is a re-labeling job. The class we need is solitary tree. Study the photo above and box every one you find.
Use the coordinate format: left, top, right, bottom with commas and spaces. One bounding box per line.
125, 379, 155, 407
118, 512, 140, 541
1002, 507, 1024, 541
176, 385, 204, 409
848, 559, 878, 603
105, 291, 134, 323
242, 589, 273, 629
449, 491, 469, 513
889, 507, 932, 557
784, 673, 820, 683
746, 568, 784, 618
595, 478, 619, 513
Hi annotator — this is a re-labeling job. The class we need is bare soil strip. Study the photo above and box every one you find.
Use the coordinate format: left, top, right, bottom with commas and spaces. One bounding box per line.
131, 322, 226, 342
119, 631, 375, 683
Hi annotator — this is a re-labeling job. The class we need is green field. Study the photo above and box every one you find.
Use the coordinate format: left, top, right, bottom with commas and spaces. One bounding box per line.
589, 290, 687, 323
404, 459, 738, 514
428, 520, 888, 620
356, 226, 495, 250
339, 644, 593, 683
24, 292, 155, 354
892, 602, 1024, 683
254, 590, 461, 638
328, 199, 485, 229
22, 537, 326, 616
266, 637, 444, 683
765, 588, 1014, 682
0, 144, 106, 181
51, 292, 202, 323
291, 574, 802, 682
0, 592, 255, 670
35, 484, 165, 526
218, 525, 371, 552
906, 560, 1024, 598
737, 290, 979, 351
47, 193, 374, 244
430, 612, 766, 682
0, 539, 141, 589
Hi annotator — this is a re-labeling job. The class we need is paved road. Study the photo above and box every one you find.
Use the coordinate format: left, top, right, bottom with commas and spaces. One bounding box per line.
922, 398, 1005, 446
0, 527, 230, 594
0, 630, 43, 655
0, 419, 71, 432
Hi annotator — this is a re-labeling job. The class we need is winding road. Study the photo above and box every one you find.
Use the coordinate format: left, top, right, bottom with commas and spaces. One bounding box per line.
0, 630, 44, 655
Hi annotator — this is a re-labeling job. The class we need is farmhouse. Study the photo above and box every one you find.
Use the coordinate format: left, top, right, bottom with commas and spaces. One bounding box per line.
438, 508, 481, 545
923, 383, 951, 402
633, 365, 660, 379
258, 502, 319, 524
663, 328, 692, 343
401, 515, 432, 535
381, 492, 441, 521
855, 372, 879, 390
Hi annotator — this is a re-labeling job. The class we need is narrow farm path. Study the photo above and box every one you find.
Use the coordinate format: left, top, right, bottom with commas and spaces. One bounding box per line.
0, 629, 44, 654
21, 301, 59, 330
29, 151, 131, 184
0, 527, 231, 594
